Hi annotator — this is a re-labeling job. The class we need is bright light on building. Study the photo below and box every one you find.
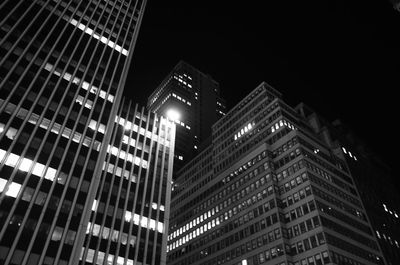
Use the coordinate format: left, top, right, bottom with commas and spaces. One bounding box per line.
166, 109, 181, 121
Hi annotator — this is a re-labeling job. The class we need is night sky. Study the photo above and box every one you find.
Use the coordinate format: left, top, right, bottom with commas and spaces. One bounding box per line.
124, 0, 399, 170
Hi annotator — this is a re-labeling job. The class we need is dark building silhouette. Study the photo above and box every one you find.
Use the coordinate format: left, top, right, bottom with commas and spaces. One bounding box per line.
0, 1, 176, 265
389, 0, 400, 11
296, 103, 400, 265
147, 60, 226, 174
167, 82, 385, 265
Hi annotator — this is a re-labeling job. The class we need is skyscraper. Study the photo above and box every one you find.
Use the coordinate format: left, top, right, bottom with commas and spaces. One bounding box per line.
80, 100, 175, 265
167, 82, 385, 265
0, 1, 179, 264
147, 60, 226, 174
296, 104, 400, 265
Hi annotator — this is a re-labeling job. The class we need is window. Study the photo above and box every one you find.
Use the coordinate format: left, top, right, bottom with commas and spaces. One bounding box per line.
315, 254, 323, 265
317, 232, 325, 244
5, 182, 21, 198
322, 251, 330, 263
297, 241, 304, 253
303, 238, 311, 250
310, 235, 318, 248
51, 227, 63, 241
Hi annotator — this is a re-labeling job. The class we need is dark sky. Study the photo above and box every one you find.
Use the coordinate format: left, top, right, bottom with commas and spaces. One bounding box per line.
124, 0, 399, 170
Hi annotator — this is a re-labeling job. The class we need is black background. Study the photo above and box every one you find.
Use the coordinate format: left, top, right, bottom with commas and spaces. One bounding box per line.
124, 0, 400, 171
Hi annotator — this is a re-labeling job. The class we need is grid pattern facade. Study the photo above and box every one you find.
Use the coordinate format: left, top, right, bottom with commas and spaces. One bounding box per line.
147, 61, 226, 174
81, 100, 175, 265
295, 106, 400, 265
167, 83, 385, 265
0, 0, 147, 264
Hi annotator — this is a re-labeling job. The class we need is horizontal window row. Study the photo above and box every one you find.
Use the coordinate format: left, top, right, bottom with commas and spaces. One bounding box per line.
291, 250, 330, 265
312, 185, 366, 221
325, 232, 382, 264
272, 136, 298, 158
85, 222, 136, 246
279, 185, 312, 208
288, 232, 326, 256
169, 204, 279, 257
276, 158, 306, 183
304, 160, 356, 196
278, 171, 308, 195
316, 200, 372, 235
302, 150, 352, 185
308, 173, 361, 208
320, 216, 378, 250
284, 216, 320, 239
282, 200, 316, 224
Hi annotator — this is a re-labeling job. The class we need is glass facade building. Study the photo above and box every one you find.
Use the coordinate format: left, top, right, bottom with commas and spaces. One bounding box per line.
167, 82, 385, 265
0, 1, 176, 264
80, 101, 175, 265
147, 60, 226, 174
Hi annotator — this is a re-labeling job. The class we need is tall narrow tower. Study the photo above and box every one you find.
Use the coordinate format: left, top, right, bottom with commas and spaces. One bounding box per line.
0, 0, 151, 264
147, 60, 226, 174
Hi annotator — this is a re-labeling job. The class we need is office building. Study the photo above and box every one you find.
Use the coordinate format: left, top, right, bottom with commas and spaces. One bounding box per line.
147, 60, 226, 174
0, 1, 179, 265
167, 82, 385, 265
80, 100, 175, 265
296, 104, 400, 265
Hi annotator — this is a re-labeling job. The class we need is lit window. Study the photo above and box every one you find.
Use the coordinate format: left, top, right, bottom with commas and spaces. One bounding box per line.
69, 19, 128, 56
6, 153, 19, 167
0, 178, 7, 193
92, 200, 98, 211
5, 182, 21, 198
32, 163, 45, 177
125, 211, 132, 222
44, 167, 57, 181
52, 227, 63, 241
20, 158, 33, 172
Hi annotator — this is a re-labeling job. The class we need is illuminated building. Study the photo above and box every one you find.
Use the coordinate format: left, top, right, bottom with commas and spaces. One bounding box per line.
147, 60, 226, 174
167, 82, 385, 265
0, 1, 177, 264
80, 101, 175, 265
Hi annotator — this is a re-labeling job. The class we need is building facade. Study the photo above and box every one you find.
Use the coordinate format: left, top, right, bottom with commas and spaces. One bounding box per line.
80, 100, 175, 265
147, 60, 226, 174
0, 1, 180, 265
296, 104, 400, 265
167, 82, 385, 265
